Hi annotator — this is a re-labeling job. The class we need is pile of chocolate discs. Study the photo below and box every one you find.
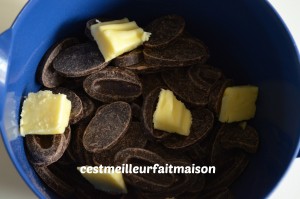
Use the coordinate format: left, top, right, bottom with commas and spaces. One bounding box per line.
24, 15, 259, 199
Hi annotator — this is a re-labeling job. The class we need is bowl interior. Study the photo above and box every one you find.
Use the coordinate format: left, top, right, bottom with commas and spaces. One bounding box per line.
1, 0, 300, 198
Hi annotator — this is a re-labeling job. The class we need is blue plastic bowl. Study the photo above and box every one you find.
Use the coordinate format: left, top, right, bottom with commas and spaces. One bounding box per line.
0, 0, 300, 198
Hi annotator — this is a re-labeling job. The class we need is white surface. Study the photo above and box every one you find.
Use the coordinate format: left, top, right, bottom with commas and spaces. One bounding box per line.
0, 0, 300, 199
268, 0, 300, 49
0, 0, 27, 33
269, 159, 300, 199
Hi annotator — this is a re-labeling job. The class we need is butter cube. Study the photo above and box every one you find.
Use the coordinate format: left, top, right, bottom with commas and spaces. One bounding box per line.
153, 89, 192, 136
99, 28, 150, 61
219, 86, 258, 123
20, 90, 71, 136
78, 167, 127, 194
91, 19, 151, 62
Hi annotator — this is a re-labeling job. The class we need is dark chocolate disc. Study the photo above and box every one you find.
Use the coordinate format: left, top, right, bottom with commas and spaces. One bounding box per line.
93, 122, 147, 166
188, 64, 223, 92
36, 37, 80, 88
113, 48, 143, 67
76, 92, 96, 121
53, 42, 109, 77
144, 15, 185, 48
220, 124, 259, 153
26, 126, 71, 166
161, 68, 209, 106
144, 37, 209, 67
123, 61, 168, 74
83, 68, 142, 103
52, 87, 84, 124
83, 101, 132, 153
114, 148, 175, 192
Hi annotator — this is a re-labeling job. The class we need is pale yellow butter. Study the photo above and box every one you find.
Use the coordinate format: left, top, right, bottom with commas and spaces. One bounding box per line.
179, 109, 193, 135
97, 21, 139, 31
99, 28, 150, 62
91, 19, 151, 62
20, 90, 71, 136
153, 89, 192, 136
219, 86, 259, 123
78, 167, 127, 194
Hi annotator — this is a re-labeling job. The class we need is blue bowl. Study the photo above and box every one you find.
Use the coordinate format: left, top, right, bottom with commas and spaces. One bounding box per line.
0, 0, 300, 198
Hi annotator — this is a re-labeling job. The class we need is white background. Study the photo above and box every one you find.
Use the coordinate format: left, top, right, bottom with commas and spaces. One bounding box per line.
0, 0, 300, 198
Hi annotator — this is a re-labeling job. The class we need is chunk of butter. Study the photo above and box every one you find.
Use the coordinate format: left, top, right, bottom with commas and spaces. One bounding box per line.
219, 86, 258, 123
100, 28, 150, 61
20, 90, 71, 136
153, 89, 192, 136
78, 167, 127, 194
91, 19, 151, 62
